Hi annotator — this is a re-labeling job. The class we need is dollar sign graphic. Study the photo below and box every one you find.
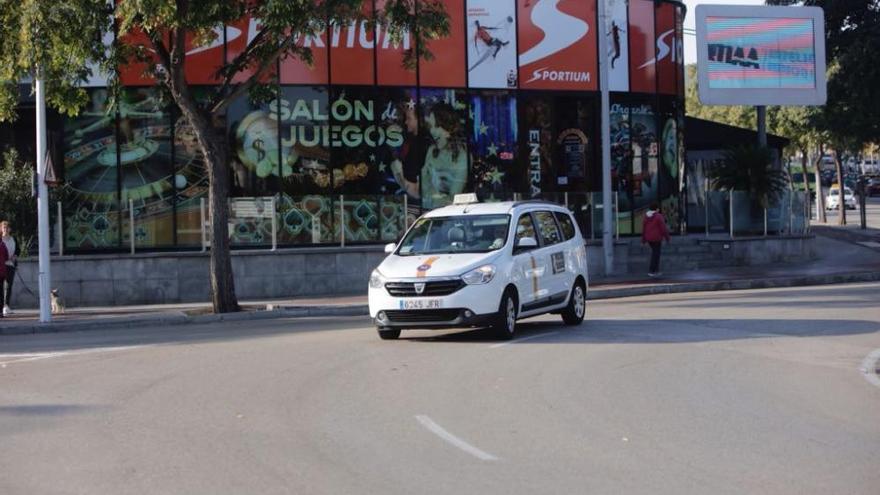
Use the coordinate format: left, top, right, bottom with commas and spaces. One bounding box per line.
253, 139, 266, 162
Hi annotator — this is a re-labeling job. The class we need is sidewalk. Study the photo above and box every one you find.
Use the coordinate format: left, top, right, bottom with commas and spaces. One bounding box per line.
2, 232, 879, 335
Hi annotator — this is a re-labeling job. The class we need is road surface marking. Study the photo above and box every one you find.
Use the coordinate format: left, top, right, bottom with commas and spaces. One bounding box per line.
415, 415, 499, 461
859, 348, 880, 389
0, 346, 146, 367
489, 331, 559, 349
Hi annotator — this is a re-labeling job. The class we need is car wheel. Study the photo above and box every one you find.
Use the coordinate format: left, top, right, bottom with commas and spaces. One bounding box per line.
561, 281, 586, 326
493, 290, 517, 340
377, 328, 401, 340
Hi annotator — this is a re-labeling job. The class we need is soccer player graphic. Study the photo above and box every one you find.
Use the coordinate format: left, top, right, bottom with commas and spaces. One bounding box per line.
608, 21, 626, 69
469, 18, 513, 72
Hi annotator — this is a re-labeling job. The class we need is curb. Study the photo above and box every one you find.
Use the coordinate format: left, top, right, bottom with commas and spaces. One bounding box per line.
2, 272, 878, 336
586, 270, 880, 300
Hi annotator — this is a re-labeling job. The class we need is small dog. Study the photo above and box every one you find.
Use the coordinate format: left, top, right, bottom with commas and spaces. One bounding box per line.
50, 289, 65, 315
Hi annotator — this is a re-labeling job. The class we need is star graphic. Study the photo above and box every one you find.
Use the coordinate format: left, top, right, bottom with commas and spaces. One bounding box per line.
379, 161, 388, 172
488, 168, 504, 185
405, 98, 416, 110
369, 153, 376, 163
486, 142, 498, 156
479, 121, 488, 136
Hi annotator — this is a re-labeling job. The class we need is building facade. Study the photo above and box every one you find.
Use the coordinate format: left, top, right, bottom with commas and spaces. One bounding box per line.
46, 0, 686, 252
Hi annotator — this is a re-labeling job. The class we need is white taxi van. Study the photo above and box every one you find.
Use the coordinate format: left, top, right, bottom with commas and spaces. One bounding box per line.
368, 194, 589, 340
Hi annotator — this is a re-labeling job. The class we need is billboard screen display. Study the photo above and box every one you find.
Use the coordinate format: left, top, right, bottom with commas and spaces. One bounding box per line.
696, 5, 826, 105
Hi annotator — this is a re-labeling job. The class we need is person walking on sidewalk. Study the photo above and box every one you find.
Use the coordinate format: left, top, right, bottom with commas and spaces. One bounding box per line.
0, 235, 8, 317
1, 221, 17, 315
642, 202, 670, 277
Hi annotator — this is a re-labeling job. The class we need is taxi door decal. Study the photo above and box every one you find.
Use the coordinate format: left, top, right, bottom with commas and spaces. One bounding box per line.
416, 256, 441, 278
551, 251, 566, 274
530, 255, 539, 301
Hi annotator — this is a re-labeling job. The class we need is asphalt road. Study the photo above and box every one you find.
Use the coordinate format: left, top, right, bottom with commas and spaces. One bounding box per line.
2, 283, 879, 495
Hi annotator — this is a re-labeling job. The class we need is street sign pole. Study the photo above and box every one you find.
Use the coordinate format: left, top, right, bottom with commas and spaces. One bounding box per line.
598, 0, 614, 276
35, 77, 52, 323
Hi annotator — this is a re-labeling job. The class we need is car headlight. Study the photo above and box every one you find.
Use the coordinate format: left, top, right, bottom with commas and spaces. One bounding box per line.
369, 270, 386, 289
461, 264, 496, 285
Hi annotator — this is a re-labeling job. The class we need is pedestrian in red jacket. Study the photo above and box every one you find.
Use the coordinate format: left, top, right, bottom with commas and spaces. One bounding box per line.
641, 202, 670, 277
0, 240, 7, 317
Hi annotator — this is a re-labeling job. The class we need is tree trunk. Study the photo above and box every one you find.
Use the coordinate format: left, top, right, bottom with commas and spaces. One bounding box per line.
170, 94, 239, 313
814, 144, 826, 223
833, 149, 847, 225
800, 148, 810, 214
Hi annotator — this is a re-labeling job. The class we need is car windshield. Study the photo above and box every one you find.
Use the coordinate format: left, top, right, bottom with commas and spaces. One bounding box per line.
397, 215, 510, 255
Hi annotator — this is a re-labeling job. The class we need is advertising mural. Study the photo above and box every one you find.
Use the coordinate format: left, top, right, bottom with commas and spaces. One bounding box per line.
628, 103, 658, 232
517, 0, 597, 91
519, 96, 553, 198
420, 0, 467, 87
604, 0, 630, 92
417, 89, 469, 208
471, 91, 518, 201
466, 0, 518, 89
656, 3, 679, 95
280, 26, 329, 85
330, 3, 376, 85
376, 0, 417, 86
610, 103, 633, 232
629, 0, 657, 94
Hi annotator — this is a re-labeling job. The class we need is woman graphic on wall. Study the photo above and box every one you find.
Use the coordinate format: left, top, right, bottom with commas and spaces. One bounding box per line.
391, 102, 467, 209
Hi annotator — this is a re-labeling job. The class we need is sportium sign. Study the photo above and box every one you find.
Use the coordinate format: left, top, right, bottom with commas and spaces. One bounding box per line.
695, 5, 827, 106
517, 0, 597, 91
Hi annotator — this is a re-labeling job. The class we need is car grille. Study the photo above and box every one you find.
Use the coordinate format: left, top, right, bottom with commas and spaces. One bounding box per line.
383, 309, 462, 323
385, 280, 465, 297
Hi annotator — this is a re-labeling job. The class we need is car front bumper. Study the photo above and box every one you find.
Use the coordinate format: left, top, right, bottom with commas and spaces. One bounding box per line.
368, 277, 505, 328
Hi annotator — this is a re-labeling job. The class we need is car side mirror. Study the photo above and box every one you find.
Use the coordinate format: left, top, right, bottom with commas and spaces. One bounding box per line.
384, 243, 396, 254
514, 237, 537, 253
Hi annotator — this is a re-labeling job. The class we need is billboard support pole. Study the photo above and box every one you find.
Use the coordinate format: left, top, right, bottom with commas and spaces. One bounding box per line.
598, 0, 614, 276
757, 106, 767, 147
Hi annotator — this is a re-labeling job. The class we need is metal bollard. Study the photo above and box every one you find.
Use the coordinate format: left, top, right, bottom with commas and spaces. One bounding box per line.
271, 196, 277, 251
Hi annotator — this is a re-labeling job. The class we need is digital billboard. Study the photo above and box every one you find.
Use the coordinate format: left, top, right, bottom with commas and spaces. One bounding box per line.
695, 5, 826, 105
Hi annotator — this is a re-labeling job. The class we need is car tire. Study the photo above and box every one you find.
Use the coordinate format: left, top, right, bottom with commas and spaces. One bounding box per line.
493, 290, 517, 340
377, 328, 401, 340
561, 281, 586, 326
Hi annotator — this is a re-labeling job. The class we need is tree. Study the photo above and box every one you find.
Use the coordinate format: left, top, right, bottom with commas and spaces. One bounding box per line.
0, 0, 450, 313
709, 145, 788, 211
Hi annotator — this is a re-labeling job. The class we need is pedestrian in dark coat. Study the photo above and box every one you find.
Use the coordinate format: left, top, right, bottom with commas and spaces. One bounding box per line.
641, 202, 671, 277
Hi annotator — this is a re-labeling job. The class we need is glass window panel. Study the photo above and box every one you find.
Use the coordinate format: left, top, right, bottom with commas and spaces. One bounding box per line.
533, 210, 561, 246
61, 88, 120, 249
419, 88, 469, 209
173, 87, 217, 247
278, 86, 331, 196
118, 88, 175, 249
470, 90, 518, 202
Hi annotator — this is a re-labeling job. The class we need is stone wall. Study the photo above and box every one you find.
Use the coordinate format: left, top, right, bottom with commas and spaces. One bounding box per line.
8, 235, 815, 308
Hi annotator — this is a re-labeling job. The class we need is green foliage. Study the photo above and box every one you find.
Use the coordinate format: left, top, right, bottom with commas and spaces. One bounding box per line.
709, 145, 789, 209
0, 147, 37, 250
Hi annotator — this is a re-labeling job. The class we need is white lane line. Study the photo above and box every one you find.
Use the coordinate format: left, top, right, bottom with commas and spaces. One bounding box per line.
415, 415, 499, 461
489, 331, 559, 349
0, 345, 146, 367
859, 348, 880, 389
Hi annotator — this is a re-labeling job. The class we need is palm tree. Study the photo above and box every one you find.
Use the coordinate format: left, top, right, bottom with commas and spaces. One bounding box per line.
709, 145, 788, 209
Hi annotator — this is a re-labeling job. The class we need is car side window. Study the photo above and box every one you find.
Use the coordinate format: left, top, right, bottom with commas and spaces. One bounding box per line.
554, 211, 576, 240
515, 213, 537, 244
534, 211, 562, 246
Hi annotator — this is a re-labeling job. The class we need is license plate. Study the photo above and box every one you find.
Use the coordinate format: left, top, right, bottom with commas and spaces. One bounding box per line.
399, 299, 442, 310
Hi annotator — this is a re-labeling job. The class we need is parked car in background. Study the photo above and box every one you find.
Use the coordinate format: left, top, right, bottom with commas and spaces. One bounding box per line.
825, 186, 857, 210
866, 176, 880, 196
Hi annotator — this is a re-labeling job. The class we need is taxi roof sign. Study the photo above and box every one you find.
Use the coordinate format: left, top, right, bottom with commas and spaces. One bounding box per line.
452, 193, 479, 205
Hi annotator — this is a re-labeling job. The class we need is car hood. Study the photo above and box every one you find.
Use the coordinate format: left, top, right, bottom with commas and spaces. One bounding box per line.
377, 251, 500, 279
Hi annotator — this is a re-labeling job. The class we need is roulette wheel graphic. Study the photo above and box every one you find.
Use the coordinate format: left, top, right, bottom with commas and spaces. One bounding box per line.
63, 92, 208, 248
